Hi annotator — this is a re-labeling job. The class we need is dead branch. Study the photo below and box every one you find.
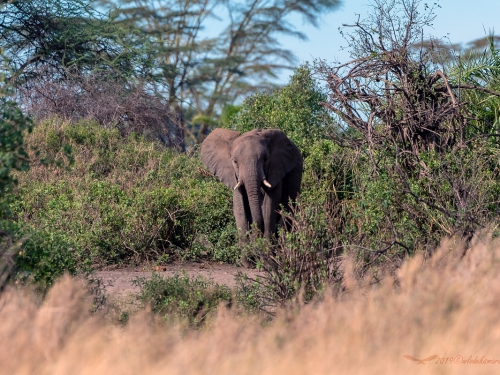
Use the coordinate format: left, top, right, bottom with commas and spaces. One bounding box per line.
17, 66, 184, 149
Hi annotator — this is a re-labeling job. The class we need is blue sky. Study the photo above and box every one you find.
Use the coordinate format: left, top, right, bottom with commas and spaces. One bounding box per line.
277, 0, 500, 82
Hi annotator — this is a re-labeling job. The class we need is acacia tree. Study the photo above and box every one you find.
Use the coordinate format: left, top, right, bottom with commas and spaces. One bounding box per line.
100, 0, 341, 148
195, 1, 341, 128
100, 0, 220, 148
0, 0, 147, 83
0, 1, 183, 146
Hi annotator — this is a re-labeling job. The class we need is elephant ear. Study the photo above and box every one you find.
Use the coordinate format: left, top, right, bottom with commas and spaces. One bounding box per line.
261, 129, 303, 189
200, 128, 241, 189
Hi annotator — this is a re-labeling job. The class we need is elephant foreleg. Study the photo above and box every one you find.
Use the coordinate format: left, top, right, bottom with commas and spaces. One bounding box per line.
233, 188, 252, 267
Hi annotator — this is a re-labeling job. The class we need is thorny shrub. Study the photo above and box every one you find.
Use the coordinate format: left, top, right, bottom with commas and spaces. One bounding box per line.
314, 0, 500, 258
19, 66, 183, 148
237, 200, 344, 313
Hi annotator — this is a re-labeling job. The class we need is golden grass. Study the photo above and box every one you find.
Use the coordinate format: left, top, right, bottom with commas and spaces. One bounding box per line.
3, 234, 500, 374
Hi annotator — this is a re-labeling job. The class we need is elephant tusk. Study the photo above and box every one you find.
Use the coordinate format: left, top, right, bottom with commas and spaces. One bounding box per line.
234, 180, 242, 190
263, 179, 272, 188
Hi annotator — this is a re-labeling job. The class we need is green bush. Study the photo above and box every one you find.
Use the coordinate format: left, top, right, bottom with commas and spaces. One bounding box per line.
352, 144, 500, 253
15, 228, 82, 291
8, 67, 346, 279
0, 82, 32, 215
0, 72, 35, 289
228, 65, 332, 157
11, 119, 238, 267
224, 50, 500, 298
9, 47, 500, 308
134, 273, 232, 327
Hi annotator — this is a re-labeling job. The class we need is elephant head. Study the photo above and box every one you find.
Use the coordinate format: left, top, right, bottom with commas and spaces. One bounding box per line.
200, 128, 302, 239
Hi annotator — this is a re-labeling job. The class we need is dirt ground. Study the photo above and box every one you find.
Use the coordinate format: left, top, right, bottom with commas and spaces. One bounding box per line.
95, 262, 263, 297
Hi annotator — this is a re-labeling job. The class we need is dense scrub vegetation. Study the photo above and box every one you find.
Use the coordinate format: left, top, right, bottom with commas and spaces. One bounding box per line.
6, 67, 346, 294
134, 273, 232, 327
2, 0, 500, 313
11, 120, 238, 270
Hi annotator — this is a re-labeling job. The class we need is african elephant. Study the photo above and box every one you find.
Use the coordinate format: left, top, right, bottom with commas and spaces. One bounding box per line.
200, 128, 303, 266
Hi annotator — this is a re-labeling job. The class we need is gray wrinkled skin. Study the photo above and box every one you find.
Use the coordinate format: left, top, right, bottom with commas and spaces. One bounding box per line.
201, 128, 303, 267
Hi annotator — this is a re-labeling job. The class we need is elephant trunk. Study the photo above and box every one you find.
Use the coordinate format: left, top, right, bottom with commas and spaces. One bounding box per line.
243, 166, 264, 234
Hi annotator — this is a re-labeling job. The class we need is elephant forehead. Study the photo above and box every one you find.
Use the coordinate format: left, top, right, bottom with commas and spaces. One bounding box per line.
232, 136, 267, 150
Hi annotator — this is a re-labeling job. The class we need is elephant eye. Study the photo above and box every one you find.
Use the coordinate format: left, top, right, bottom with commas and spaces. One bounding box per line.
233, 159, 237, 164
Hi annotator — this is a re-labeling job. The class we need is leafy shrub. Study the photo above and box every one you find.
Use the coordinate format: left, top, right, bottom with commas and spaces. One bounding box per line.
15, 228, 82, 291
10, 119, 238, 267
9, 26, 500, 309
0, 81, 32, 215
8, 66, 350, 286
228, 65, 332, 156
219, 13, 500, 306
308, 0, 500, 277
134, 273, 232, 327
355, 142, 500, 250
0, 70, 34, 289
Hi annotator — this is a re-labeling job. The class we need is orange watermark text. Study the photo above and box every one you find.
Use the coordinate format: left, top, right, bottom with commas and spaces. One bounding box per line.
404, 355, 500, 365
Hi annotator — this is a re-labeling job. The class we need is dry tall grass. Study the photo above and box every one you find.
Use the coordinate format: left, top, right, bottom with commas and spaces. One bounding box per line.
2, 234, 500, 374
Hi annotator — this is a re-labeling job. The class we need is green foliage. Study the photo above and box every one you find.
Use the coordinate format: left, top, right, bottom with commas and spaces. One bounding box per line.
343, 141, 500, 268
229, 65, 331, 156
0, 74, 32, 289
11, 119, 238, 267
301, 138, 354, 204
234, 273, 265, 313
219, 105, 242, 128
239, 198, 343, 312
338, 36, 500, 260
134, 273, 232, 327
15, 229, 81, 292
0, 84, 33, 213
5, 0, 500, 312
0, 0, 149, 84
0, 100, 81, 291
449, 35, 500, 138
7, 28, 500, 308
296, 0, 500, 284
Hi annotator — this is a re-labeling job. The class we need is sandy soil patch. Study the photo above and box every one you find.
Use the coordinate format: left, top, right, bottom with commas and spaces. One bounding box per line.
95, 262, 263, 297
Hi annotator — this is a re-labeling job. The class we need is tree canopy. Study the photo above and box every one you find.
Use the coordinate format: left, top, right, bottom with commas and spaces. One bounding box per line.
100, 0, 342, 147
0, 0, 148, 84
